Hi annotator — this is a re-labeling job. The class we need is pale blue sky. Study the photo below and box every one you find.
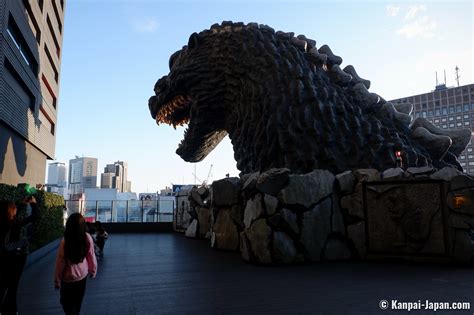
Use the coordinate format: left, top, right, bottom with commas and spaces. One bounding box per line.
52, 0, 473, 193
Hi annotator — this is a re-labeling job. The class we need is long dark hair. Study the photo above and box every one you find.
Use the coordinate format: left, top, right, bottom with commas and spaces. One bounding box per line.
0, 200, 16, 223
64, 213, 89, 264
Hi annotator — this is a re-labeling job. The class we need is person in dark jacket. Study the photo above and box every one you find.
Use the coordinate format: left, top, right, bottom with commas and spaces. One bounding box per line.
0, 197, 39, 315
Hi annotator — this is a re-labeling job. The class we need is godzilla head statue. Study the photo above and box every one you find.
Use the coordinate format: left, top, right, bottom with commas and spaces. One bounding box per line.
149, 21, 471, 174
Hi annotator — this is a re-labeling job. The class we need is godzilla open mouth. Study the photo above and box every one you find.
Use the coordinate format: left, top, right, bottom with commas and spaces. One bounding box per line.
155, 95, 193, 129
150, 94, 227, 162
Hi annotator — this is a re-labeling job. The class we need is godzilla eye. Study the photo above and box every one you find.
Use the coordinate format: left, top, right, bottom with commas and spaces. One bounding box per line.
169, 51, 181, 70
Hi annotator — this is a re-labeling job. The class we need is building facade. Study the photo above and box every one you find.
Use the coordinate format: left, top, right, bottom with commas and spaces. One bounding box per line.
0, 0, 66, 185
390, 83, 474, 175
68, 156, 98, 198
47, 161, 66, 186
45, 161, 67, 198
100, 160, 131, 192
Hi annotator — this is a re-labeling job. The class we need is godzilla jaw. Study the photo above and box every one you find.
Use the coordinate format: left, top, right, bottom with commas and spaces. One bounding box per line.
149, 94, 227, 162
176, 127, 228, 162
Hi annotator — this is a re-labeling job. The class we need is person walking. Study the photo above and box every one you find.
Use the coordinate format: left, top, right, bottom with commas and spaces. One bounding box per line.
0, 197, 39, 315
54, 213, 97, 315
94, 221, 108, 255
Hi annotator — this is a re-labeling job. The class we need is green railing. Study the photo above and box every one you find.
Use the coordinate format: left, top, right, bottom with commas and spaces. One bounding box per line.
65, 199, 174, 223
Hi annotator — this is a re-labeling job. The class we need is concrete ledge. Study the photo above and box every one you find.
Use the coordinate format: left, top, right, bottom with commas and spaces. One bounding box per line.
25, 238, 61, 270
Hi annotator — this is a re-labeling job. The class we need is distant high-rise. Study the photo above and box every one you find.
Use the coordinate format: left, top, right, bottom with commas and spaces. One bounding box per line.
46, 161, 67, 198
389, 83, 474, 175
0, 0, 66, 185
68, 156, 98, 197
47, 162, 66, 187
100, 160, 131, 192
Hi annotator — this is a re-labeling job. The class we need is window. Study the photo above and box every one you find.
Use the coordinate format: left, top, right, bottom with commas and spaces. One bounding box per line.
449, 123, 455, 128
41, 74, 57, 109
464, 115, 469, 119
434, 119, 440, 123
449, 106, 455, 113
464, 104, 470, 111
456, 105, 462, 112
23, 0, 41, 43
442, 118, 447, 122
465, 121, 470, 126
6, 14, 38, 74
457, 122, 462, 127
442, 124, 447, 129
461, 155, 466, 160
422, 111, 427, 118
469, 162, 474, 166
457, 116, 462, 120
468, 148, 473, 152
442, 107, 448, 115
428, 110, 433, 117
44, 45, 59, 82
51, 0, 62, 33
469, 154, 474, 159
435, 109, 440, 116
39, 106, 55, 135
46, 15, 61, 57
4, 58, 36, 111
449, 116, 454, 121
461, 162, 466, 167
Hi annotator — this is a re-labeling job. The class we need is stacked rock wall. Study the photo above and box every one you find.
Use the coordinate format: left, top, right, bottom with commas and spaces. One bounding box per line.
183, 167, 474, 265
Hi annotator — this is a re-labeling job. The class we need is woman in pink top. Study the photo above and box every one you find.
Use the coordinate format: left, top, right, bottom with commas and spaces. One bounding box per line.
54, 213, 97, 315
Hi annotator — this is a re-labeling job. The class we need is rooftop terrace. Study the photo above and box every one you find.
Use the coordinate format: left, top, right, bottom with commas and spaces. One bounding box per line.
19, 232, 474, 314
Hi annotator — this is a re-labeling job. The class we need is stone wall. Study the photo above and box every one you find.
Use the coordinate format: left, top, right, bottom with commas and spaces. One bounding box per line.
183, 167, 474, 265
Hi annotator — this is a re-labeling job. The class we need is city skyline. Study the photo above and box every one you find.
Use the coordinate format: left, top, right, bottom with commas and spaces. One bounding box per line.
49, 1, 472, 192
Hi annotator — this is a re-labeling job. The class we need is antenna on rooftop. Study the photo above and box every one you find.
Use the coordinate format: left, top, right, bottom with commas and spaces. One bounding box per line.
455, 66, 461, 87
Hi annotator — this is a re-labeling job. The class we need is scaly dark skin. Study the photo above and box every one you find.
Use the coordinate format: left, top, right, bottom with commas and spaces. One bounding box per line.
149, 21, 470, 175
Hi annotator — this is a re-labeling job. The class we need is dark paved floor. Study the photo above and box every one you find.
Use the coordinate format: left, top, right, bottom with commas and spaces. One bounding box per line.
18, 233, 474, 314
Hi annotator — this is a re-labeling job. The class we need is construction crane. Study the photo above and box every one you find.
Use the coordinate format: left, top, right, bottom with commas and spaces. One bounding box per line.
192, 164, 213, 186
205, 164, 213, 185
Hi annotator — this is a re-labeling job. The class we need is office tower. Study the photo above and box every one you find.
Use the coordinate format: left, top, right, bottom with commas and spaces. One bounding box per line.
47, 161, 66, 186
46, 161, 67, 198
68, 156, 98, 198
100, 160, 131, 192
0, 0, 66, 185
389, 83, 474, 175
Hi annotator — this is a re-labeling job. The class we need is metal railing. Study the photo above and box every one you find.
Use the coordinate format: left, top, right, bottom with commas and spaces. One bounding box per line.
65, 199, 174, 223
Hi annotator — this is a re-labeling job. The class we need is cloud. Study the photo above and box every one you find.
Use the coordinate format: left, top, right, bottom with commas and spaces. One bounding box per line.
405, 4, 426, 20
396, 16, 437, 39
386, 4, 400, 17
133, 18, 158, 33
